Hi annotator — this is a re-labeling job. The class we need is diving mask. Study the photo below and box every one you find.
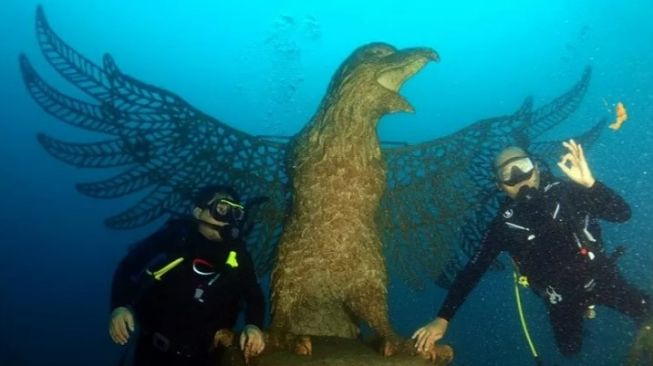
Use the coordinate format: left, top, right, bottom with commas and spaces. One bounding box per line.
496, 156, 535, 186
206, 197, 245, 223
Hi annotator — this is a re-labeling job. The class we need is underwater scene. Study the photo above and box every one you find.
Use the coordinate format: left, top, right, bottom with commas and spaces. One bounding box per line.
1, 0, 652, 365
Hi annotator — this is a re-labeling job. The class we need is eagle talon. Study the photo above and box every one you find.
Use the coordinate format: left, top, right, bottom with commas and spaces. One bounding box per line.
212, 329, 235, 349
415, 344, 454, 365
293, 335, 312, 356
380, 337, 400, 357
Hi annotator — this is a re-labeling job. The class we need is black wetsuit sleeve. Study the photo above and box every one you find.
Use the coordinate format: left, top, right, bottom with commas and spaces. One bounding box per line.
110, 222, 179, 311
239, 249, 265, 328
571, 180, 631, 222
437, 221, 504, 321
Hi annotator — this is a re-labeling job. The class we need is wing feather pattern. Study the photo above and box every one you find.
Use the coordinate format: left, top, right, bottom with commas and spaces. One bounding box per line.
23, 7, 289, 276
380, 69, 596, 289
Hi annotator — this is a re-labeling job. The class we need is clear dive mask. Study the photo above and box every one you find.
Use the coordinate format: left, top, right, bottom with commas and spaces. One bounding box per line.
496, 156, 535, 186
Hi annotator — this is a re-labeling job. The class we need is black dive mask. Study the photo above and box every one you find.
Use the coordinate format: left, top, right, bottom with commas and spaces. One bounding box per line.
200, 197, 245, 241
207, 198, 245, 225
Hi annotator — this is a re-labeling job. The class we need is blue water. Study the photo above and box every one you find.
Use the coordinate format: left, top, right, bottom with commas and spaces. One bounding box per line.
1, 0, 652, 365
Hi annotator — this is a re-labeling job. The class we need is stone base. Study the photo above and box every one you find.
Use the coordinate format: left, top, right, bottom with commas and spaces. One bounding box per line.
216, 336, 453, 366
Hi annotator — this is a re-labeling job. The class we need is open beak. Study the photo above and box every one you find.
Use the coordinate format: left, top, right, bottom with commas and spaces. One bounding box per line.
376, 48, 439, 112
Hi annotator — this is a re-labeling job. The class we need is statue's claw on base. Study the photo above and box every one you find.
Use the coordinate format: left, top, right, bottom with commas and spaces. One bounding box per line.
380, 336, 401, 357
213, 329, 236, 349
422, 344, 454, 364
294, 335, 313, 356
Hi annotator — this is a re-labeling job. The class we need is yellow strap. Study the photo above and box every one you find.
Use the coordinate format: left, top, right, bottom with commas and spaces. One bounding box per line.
226, 251, 238, 268
150, 257, 184, 280
513, 271, 539, 358
220, 199, 244, 210
149, 251, 237, 282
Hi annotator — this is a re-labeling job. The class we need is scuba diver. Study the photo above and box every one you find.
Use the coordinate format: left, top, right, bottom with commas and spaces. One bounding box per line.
412, 139, 652, 359
108, 185, 266, 366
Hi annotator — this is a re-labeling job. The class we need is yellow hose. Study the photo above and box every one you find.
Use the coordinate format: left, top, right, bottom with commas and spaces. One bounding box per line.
151, 257, 184, 280
513, 270, 539, 358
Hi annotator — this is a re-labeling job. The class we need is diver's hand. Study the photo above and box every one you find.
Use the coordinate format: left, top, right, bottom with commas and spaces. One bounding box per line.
557, 139, 596, 188
240, 324, 265, 364
412, 317, 449, 353
109, 306, 135, 345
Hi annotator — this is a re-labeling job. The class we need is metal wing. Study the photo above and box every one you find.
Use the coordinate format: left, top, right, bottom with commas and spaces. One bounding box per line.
380, 67, 596, 289
20, 6, 290, 275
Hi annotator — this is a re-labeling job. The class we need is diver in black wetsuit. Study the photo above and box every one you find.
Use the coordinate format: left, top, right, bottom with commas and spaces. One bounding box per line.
412, 140, 651, 358
108, 185, 266, 366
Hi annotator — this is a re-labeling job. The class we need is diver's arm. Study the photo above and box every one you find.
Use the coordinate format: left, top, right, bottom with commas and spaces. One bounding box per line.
556, 139, 630, 222
110, 221, 180, 310
109, 229, 170, 346
239, 249, 265, 328
243, 285, 265, 329
571, 180, 631, 223
412, 221, 503, 351
437, 222, 503, 321
237, 248, 266, 361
